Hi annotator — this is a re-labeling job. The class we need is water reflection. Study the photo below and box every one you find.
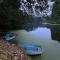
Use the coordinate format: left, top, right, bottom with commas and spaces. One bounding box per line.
11, 27, 52, 44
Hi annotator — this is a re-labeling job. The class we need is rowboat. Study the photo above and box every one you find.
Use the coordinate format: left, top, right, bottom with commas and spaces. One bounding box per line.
4, 33, 16, 40
3, 33, 16, 43
20, 44, 43, 55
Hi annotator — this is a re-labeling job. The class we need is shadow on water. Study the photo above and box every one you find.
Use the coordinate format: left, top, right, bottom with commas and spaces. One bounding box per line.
30, 55, 43, 60
50, 25, 60, 42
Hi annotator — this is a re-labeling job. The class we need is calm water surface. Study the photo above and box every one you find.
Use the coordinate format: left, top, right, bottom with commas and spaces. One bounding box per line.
11, 28, 60, 60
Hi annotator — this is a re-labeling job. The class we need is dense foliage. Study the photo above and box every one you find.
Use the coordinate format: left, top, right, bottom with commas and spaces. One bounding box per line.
0, 0, 25, 31
0, 0, 60, 31
52, 0, 60, 23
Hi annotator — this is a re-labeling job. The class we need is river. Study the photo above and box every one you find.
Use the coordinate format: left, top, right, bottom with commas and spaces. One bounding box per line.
11, 27, 60, 60
11, 1, 58, 60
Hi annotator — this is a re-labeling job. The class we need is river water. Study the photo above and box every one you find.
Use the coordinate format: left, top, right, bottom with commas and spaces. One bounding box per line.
11, 27, 60, 60
12, 0, 59, 60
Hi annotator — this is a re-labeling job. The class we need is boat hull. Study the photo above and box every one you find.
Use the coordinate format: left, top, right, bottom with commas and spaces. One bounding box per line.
20, 44, 43, 55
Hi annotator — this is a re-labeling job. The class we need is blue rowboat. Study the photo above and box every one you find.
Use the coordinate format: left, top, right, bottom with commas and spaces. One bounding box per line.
20, 44, 43, 55
3, 33, 16, 43
4, 33, 16, 41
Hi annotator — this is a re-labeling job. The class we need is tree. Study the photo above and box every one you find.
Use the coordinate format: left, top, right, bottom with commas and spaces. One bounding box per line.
0, 0, 25, 31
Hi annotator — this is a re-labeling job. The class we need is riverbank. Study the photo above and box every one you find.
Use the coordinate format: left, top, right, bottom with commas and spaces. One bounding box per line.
0, 39, 32, 60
